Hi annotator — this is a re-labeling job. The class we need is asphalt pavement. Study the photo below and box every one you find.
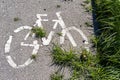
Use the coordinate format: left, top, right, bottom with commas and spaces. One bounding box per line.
0, 0, 93, 80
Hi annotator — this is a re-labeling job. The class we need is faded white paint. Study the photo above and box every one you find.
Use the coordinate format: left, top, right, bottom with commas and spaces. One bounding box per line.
52, 12, 89, 47
14, 26, 32, 33
5, 36, 12, 53
60, 26, 89, 46
52, 12, 77, 46
5, 26, 40, 68
6, 56, 17, 68
24, 31, 31, 40
34, 14, 48, 28
42, 31, 55, 45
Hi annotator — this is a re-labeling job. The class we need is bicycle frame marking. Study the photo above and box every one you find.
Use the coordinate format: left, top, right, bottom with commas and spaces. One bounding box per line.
34, 12, 89, 46
5, 12, 89, 68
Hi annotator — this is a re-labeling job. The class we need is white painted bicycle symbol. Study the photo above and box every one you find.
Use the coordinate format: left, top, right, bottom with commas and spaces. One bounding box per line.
5, 12, 89, 68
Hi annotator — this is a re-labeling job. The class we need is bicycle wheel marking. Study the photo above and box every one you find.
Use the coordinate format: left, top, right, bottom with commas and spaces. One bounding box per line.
60, 26, 89, 49
6, 55, 17, 68
14, 26, 32, 33
60, 26, 89, 45
5, 26, 40, 68
5, 36, 13, 53
5, 12, 89, 68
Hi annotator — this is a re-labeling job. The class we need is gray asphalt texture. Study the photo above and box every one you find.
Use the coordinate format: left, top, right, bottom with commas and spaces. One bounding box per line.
0, 0, 93, 80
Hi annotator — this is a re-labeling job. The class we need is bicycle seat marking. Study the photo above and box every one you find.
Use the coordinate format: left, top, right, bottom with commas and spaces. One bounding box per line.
5, 11, 89, 68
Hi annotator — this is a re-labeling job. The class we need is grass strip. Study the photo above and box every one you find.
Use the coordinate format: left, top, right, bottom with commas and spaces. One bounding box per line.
94, 0, 120, 79
51, 44, 101, 80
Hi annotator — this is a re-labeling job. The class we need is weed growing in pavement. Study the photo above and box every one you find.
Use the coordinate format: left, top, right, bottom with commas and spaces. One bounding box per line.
56, 32, 62, 36
82, 0, 93, 13
43, 9, 46, 11
85, 22, 93, 27
81, 0, 91, 7
51, 44, 77, 67
90, 36, 98, 49
14, 17, 20, 22
50, 72, 63, 80
63, 0, 73, 2
51, 44, 101, 80
85, 5, 93, 12
31, 27, 46, 38
57, 5, 61, 8
83, 0, 91, 4
31, 54, 37, 60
